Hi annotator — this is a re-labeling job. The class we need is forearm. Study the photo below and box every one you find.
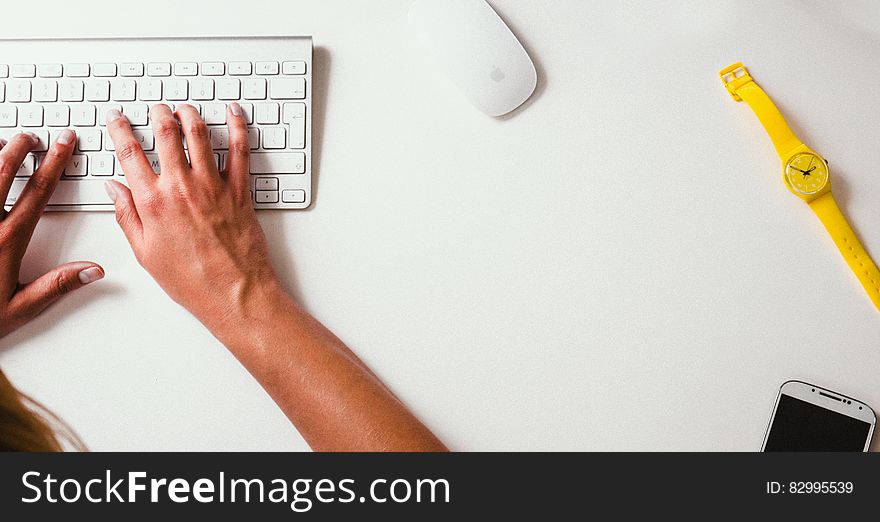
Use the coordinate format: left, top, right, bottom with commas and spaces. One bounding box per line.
207, 282, 448, 452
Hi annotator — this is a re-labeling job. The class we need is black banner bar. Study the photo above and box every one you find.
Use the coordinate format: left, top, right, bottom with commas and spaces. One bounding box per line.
1, 453, 876, 519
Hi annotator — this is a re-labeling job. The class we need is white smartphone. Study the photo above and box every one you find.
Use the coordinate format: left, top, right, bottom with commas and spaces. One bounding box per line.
762, 380, 876, 451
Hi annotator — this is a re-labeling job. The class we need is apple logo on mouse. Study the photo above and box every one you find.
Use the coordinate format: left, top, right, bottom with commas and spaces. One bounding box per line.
490, 66, 506, 83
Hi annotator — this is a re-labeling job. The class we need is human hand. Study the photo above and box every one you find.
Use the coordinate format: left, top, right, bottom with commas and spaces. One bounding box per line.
0, 131, 104, 339
105, 103, 280, 332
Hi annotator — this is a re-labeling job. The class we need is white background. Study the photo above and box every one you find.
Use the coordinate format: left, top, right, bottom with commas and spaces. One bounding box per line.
1, 0, 879, 451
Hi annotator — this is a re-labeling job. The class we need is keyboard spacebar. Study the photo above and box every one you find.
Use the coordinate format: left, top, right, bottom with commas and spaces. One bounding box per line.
7, 179, 115, 207
249, 152, 306, 174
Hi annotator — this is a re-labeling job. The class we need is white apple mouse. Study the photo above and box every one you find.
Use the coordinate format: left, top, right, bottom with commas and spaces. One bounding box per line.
407, 0, 538, 117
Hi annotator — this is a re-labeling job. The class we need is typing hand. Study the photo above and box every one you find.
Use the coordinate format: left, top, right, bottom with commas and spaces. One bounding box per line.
105, 103, 280, 332
0, 131, 104, 339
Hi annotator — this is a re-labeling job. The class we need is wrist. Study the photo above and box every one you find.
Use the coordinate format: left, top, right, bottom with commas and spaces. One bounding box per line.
200, 275, 295, 346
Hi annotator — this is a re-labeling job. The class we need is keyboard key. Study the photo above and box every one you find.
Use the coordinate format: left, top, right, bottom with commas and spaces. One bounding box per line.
281, 189, 306, 203
228, 62, 252, 75
133, 129, 155, 151
7, 179, 114, 205
0, 82, 4, 103
111, 79, 137, 101
248, 128, 259, 149
0, 106, 16, 127
65, 63, 90, 78
249, 152, 305, 174
122, 103, 149, 126
120, 63, 144, 77
282, 61, 306, 75
93, 63, 118, 77
33, 80, 58, 102
191, 78, 215, 101
89, 154, 115, 175
269, 78, 306, 100
0, 64, 8, 78
16, 155, 36, 177
164, 79, 188, 101
255, 190, 279, 203
64, 155, 87, 177
255, 177, 278, 190
60, 80, 85, 102
77, 129, 102, 151
85, 80, 111, 102
45, 105, 71, 127
217, 78, 241, 100
71, 104, 97, 127
202, 103, 226, 125
145, 153, 161, 173
255, 61, 279, 75
98, 104, 122, 126
239, 78, 266, 100
147, 62, 171, 77
38, 64, 63, 78
255, 103, 280, 125
174, 62, 198, 76
7, 80, 31, 102
209, 128, 229, 149
12, 64, 36, 78
201, 62, 225, 76
20, 106, 44, 127
138, 78, 163, 101
283, 103, 306, 149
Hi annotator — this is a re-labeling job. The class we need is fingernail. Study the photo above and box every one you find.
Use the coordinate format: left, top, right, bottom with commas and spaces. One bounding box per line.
104, 181, 118, 202
78, 267, 104, 285
56, 129, 76, 145
229, 102, 242, 117
106, 109, 123, 124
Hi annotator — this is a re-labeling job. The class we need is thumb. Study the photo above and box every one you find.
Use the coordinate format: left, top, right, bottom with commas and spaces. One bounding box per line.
11, 262, 104, 320
105, 180, 143, 252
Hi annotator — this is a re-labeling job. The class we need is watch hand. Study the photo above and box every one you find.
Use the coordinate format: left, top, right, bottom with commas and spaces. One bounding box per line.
791, 166, 808, 174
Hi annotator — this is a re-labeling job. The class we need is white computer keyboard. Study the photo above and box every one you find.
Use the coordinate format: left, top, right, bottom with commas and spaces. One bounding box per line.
0, 36, 312, 211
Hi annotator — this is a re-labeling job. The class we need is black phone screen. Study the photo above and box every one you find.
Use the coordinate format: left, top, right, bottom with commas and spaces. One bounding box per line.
764, 394, 871, 451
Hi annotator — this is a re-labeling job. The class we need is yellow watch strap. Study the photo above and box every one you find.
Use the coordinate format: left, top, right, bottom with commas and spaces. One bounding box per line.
719, 63, 802, 158
809, 192, 880, 310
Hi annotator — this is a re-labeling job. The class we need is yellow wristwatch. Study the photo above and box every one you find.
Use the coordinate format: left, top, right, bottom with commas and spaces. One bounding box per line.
720, 62, 880, 311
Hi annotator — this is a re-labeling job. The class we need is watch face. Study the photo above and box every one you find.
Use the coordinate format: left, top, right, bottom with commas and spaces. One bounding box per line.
784, 152, 829, 195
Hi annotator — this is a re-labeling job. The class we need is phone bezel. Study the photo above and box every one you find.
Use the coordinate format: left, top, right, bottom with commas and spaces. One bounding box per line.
761, 380, 877, 451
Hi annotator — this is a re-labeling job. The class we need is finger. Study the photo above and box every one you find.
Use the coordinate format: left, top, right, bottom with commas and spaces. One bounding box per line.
104, 180, 144, 254
106, 109, 157, 198
10, 261, 104, 321
149, 104, 189, 176
0, 132, 38, 205
176, 104, 216, 175
224, 102, 251, 194
6, 130, 75, 231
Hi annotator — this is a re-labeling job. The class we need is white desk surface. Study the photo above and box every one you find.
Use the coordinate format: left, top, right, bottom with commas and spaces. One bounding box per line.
1, 0, 879, 451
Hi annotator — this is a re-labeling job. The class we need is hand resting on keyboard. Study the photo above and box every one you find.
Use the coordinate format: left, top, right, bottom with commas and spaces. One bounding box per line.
105, 102, 276, 329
